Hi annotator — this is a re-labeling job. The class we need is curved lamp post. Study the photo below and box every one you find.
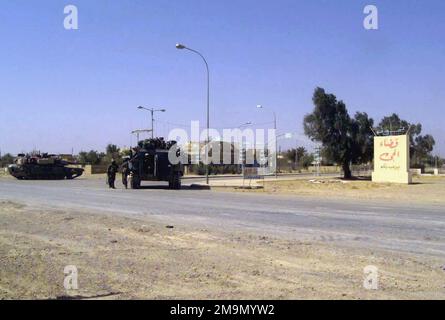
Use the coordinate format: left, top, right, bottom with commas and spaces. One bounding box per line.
176, 43, 210, 184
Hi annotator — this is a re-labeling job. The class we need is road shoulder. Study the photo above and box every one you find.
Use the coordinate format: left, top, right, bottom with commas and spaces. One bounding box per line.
1, 200, 443, 300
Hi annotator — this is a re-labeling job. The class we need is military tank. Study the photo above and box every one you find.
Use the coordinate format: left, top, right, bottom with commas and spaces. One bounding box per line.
8, 153, 84, 180
126, 138, 184, 189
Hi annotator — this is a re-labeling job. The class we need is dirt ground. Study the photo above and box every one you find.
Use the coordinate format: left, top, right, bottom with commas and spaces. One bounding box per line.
234, 176, 445, 206
0, 200, 444, 300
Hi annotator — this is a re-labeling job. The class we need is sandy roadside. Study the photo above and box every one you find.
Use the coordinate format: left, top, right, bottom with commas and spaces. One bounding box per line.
0, 200, 444, 300
227, 176, 445, 206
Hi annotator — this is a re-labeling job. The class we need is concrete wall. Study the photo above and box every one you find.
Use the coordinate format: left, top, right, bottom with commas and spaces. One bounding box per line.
83, 165, 108, 175
307, 165, 341, 174
277, 164, 341, 174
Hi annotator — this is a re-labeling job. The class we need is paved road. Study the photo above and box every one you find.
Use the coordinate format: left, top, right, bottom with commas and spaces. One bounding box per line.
1, 178, 444, 258
182, 172, 338, 181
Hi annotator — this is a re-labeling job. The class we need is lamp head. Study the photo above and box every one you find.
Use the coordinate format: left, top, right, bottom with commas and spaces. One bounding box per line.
176, 43, 186, 49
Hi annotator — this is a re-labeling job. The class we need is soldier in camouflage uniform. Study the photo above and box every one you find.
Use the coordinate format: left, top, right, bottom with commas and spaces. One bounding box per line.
121, 158, 130, 189
107, 160, 119, 189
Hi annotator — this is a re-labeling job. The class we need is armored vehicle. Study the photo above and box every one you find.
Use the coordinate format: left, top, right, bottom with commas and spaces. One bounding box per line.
8, 153, 84, 180
126, 138, 184, 189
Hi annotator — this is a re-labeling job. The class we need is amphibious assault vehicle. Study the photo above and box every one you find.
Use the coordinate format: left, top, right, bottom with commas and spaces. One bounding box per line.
8, 153, 84, 180
126, 138, 184, 189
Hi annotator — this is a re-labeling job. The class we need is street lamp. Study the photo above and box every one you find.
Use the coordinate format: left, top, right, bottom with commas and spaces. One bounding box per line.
137, 106, 166, 139
176, 43, 210, 184
257, 105, 278, 178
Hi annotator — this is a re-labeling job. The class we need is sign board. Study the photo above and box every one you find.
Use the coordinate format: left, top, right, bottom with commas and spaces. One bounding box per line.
372, 135, 412, 184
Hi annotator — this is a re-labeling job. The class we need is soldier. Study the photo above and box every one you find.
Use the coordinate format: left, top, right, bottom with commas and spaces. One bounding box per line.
121, 158, 130, 189
107, 160, 119, 189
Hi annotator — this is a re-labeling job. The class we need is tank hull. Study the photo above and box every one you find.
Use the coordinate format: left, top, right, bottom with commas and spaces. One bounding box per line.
8, 164, 84, 180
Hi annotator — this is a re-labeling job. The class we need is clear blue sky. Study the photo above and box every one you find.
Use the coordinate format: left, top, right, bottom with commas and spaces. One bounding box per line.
0, 0, 444, 156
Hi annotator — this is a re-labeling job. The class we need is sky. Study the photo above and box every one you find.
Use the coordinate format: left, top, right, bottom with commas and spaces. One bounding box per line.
0, 0, 444, 156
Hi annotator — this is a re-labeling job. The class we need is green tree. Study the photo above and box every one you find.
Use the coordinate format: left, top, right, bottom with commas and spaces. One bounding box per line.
414, 134, 435, 166
304, 87, 374, 179
377, 113, 421, 137
106, 144, 120, 156
284, 149, 297, 163
285, 147, 310, 169
352, 112, 374, 164
0, 153, 14, 167
300, 153, 315, 169
296, 147, 307, 163
77, 152, 88, 164
102, 144, 121, 165
77, 150, 102, 165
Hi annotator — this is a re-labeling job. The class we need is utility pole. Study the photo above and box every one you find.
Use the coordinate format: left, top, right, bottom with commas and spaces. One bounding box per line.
274, 112, 277, 178
137, 106, 166, 139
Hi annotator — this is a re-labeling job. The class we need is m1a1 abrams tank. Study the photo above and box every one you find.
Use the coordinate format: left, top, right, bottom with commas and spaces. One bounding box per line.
126, 138, 184, 189
8, 153, 84, 180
